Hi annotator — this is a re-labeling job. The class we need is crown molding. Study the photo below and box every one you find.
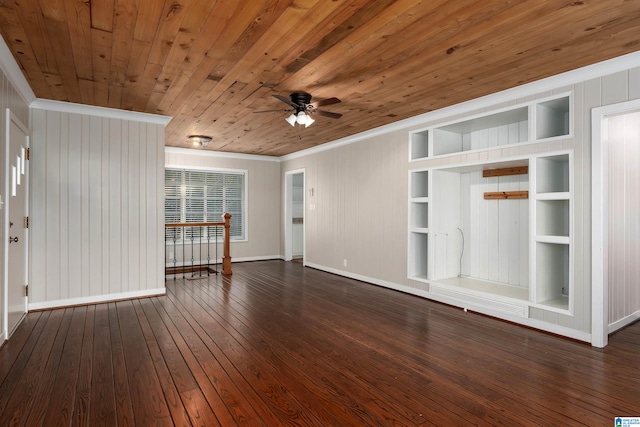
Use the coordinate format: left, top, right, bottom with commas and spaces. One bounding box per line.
165, 146, 280, 162
281, 50, 640, 161
0, 35, 37, 105
30, 98, 172, 125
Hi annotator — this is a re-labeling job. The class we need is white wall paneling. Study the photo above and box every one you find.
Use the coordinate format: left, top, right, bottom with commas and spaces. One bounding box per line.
592, 99, 640, 347
29, 109, 166, 308
607, 111, 640, 329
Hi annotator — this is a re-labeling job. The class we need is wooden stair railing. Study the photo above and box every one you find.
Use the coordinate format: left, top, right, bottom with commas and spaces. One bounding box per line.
165, 213, 232, 276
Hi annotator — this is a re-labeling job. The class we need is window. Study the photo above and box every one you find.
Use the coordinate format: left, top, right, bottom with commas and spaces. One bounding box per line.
165, 168, 246, 242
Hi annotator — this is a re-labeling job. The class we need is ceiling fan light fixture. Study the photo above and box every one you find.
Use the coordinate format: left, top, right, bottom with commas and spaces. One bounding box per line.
304, 115, 315, 127
296, 111, 307, 124
285, 114, 297, 126
188, 135, 212, 147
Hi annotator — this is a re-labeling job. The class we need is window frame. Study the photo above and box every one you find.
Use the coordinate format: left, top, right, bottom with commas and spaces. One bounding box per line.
165, 166, 248, 243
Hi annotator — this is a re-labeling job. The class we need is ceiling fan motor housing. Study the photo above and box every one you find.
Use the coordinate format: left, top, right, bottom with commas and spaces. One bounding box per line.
290, 92, 312, 107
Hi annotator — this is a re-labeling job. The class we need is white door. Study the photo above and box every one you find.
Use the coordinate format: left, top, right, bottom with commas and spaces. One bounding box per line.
5, 111, 28, 338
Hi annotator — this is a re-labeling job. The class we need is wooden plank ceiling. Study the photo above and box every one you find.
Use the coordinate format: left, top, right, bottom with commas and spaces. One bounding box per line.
1, 0, 640, 157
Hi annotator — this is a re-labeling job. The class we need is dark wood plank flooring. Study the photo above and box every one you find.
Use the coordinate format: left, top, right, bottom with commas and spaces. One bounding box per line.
1, 260, 639, 426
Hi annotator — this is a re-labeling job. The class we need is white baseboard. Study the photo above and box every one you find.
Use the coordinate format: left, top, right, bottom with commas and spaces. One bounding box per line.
609, 310, 640, 334
28, 288, 166, 311
233, 255, 283, 262
304, 262, 432, 299
303, 262, 591, 343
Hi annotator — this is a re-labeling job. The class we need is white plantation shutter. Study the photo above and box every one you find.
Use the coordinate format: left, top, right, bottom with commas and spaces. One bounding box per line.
165, 168, 245, 241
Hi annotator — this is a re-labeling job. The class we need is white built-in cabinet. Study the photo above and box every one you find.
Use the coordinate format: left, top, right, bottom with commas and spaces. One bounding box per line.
408, 94, 573, 319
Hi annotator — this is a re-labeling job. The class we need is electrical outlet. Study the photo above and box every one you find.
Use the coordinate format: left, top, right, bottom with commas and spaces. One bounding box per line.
343, 259, 347, 267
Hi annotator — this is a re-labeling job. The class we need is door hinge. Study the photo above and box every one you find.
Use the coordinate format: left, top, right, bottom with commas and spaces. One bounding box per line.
24, 285, 28, 297
24, 216, 29, 228
25, 148, 30, 160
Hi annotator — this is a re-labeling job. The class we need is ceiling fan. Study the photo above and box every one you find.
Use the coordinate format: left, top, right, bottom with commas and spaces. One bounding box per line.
254, 92, 342, 127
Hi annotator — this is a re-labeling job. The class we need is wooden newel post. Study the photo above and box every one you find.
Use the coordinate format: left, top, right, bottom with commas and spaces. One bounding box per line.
222, 213, 232, 275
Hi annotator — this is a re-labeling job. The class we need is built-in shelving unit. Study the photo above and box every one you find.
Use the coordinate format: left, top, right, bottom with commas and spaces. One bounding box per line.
535, 97, 570, 140
409, 94, 571, 161
410, 130, 429, 160
408, 170, 430, 282
532, 153, 572, 312
408, 93, 574, 321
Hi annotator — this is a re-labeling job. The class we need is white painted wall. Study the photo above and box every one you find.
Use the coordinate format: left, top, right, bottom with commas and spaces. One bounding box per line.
164, 148, 281, 262
29, 106, 167, 309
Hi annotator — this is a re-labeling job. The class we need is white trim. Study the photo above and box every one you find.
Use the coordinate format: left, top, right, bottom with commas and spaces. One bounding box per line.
3, 109, 30, 339
30, 99, 172, 125
0, 35, 36, 105
592, 98, 640, 348
609, 310, 640, 334
284, 169, 305, 262
305, 262, 433, 299
3, 109, 8, 339
165, 146, 280, 162
232, 255, 282, 263
28, 288, 166, 311
164, 164, 249, 175
305, 262, 591, 343
282, 51, 640, 162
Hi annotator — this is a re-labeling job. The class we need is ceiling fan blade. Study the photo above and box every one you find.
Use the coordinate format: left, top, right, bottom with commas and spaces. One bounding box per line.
314, 109, 342, 119
272, 94, 298, 108
253, 108, 294, 114
312, 97, 341, 108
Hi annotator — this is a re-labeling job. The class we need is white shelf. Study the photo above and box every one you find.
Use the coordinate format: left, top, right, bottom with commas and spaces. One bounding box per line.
411, 197, 429, 203
411, 227, 429, 234
410, 130, 429, 160
435, 276, 529, 301
536, 199, 570, 237
408, 232, 429, 279
408, 94, 571, 160
536, 235, 570, 245
409, 274, 429, 284
536, 192, 570, 200
536, 96, 570, 140
410, 171, 429, 198
530, 296, 570, 314
534, 242, 570, 311
432, 106, 528, 156
536, 154, 570, 193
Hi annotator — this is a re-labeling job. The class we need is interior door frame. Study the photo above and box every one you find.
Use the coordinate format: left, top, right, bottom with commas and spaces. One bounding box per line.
591, 98, 640, 348
3, 108, 29, 340
284, 168, 305, 262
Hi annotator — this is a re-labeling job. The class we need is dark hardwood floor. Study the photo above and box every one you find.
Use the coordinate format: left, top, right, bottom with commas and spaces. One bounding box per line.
1, 260, 639, 426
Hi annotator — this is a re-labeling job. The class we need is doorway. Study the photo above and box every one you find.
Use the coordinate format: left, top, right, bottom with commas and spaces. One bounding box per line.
592, 99, 640, 347
3, 109, 29, 339
284, 169, 305, 262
